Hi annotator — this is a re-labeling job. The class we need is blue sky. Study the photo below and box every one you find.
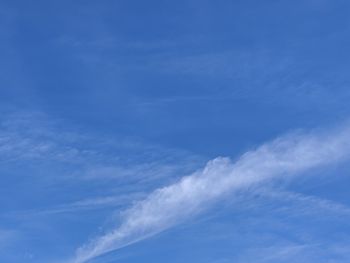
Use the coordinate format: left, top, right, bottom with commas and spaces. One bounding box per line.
1, 0, 350, 262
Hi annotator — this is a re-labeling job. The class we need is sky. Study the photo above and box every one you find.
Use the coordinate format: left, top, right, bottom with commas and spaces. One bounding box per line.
1, 0, 350, 262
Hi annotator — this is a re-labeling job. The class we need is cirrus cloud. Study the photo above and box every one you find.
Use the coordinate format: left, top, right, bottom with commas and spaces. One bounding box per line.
70, 124, 350, 263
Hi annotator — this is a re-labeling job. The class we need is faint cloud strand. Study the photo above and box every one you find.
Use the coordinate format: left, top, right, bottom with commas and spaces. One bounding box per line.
0, 111, 201, 183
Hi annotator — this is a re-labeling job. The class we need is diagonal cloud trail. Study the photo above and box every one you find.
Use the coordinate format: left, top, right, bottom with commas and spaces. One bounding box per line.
71, 125, 350, 263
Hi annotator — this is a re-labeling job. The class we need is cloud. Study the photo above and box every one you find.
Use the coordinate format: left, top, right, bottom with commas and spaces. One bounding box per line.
259, 189, 350, 217
70, 124, 350, 263
5, 193, 146, 219
0, 111, 201, 182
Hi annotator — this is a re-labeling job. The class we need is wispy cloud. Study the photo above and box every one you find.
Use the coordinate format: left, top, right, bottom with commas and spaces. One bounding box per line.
0, 111, 206, 263
4, 193, 146, 219
259, 189, 350, 217
70, 124, 350, 263
0, 111, 200, 180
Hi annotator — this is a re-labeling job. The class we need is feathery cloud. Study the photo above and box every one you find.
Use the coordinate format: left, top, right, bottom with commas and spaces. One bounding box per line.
71, 124, 350, 263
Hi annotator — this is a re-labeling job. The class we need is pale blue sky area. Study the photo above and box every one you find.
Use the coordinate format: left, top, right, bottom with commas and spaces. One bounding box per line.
1, 1, 350, 263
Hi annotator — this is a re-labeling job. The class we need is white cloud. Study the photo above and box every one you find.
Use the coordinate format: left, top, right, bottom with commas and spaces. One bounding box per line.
7, 193, 146, 218
70, 124, 350, 263
0, 111, 201, 184
259, 189, 350, 217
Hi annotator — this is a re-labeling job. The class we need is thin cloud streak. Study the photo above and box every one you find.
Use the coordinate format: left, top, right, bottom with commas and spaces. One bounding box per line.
260, 189, 350, 217
70, 124, 350, 263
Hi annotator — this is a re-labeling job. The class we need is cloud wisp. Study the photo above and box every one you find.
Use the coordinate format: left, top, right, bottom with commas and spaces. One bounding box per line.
70, 125, 350, 263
